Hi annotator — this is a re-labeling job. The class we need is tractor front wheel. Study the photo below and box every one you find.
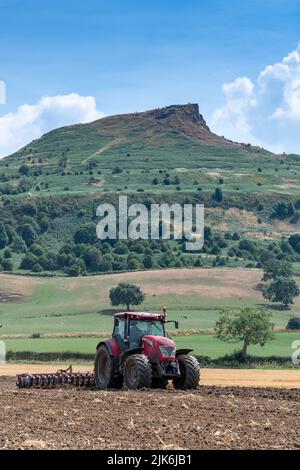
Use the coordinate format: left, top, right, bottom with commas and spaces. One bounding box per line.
124, 354, 152, 390
173, 355, 200, 390
94, 345, 122, 389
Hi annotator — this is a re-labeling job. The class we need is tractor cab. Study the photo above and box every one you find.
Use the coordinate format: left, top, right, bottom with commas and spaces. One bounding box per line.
113, 311, 169, 351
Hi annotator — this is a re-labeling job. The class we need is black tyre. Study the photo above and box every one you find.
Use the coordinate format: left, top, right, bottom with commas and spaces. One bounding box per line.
151, 377, 169, 389
94, 345, 123, 390
173, 355, 200, 390
124, 354, 152, 390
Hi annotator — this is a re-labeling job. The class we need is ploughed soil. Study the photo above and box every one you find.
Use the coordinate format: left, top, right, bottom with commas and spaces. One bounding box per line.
2, 364, 300, 388
0, 376, 299, 450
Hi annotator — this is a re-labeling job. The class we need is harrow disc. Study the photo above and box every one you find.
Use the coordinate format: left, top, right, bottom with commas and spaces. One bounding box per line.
16, 366, 95, 389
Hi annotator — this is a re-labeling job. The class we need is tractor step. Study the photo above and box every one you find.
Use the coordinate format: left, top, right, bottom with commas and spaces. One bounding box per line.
16, 366, 95, 388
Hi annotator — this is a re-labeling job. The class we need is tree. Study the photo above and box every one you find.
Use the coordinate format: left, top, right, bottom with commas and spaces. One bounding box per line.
18, 164, 30, 176
4, 224, 16, 243
99, 258, 113, 272
143, 254, 153, 269
109, 283, 145, 310
20, 252, 39, 269
204, 226, 212, 240
19, 224, 37, 246
288, 234, 300, 254
65, 259, 86, 277
286, 317, 300, 330
4, 249, 12, 258
2, 259, 13, 271
114, 241, 129, 255
215, 307, 274, 357
82, 246, 102, 272
30, 244, 44, 257
261, 260, 293, 282
127, 258, 142, 270
32, 263, 43, 273
39, 216, 49, 232
273, 201, 288, 219
232, 232, 240, 241
20, 201, 37, 216
214, 187, 223, 202
38, 253, 57, 271
11, 235, 27, 253
112, 166, 123, 174
74, 223, 97, 244
0, 223, 8, 249
263, 277, 300, 307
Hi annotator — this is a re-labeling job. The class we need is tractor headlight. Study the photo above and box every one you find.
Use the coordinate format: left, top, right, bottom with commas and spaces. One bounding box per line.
159, 345, 176, 358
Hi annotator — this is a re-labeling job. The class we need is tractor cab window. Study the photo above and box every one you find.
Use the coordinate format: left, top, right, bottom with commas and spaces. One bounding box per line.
114, 318, 125, 339
129, 320, 165, 348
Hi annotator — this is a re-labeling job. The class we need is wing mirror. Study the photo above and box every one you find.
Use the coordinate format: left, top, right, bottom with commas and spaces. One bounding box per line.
166, 320, 179, 329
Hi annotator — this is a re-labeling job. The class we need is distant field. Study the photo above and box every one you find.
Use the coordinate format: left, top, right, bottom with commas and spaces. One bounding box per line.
4, 332, 299, 359
0, 268, 299, 337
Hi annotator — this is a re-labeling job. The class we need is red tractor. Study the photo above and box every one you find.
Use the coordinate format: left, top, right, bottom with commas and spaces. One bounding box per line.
94, 310, 200, 390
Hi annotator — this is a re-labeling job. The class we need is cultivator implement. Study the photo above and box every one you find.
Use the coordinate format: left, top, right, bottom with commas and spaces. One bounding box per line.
16, 366, 95, 389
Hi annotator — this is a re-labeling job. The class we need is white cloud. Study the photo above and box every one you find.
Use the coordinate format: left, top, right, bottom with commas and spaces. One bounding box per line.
211, 77, 256, 144
0, 93, 104, 158
210, 44, 300, 153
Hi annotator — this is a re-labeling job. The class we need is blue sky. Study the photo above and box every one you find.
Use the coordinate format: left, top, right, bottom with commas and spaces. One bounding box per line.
1, 0, 300, 156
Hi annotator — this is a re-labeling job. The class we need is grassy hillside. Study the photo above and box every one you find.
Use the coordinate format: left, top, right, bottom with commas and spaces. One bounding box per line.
0, 104, 299, 277
1, 104, 299, 200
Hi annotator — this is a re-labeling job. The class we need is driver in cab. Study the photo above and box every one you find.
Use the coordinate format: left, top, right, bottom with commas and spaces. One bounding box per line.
130, 320, 144, 348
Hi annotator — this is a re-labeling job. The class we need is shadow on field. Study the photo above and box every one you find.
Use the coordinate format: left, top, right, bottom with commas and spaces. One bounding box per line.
97, 308, 119, 316
255, 303, 291, 312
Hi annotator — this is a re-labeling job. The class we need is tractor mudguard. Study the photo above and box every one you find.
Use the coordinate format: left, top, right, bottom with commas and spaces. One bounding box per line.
176, 348, 193, 356
96, 339, 121, 357
121, 347, 143, 361
96, 340, 112, 353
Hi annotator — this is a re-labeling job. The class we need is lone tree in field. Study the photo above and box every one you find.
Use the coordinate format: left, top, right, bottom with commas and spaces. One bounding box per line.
109, 283, 145, 311
261, 260, 293, 282
262, 277, 300, 308
215, 307, 274, 358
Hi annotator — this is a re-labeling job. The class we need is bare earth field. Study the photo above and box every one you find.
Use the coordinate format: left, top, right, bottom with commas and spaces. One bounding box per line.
1, 364, 300, 388
0, 376, 299, 450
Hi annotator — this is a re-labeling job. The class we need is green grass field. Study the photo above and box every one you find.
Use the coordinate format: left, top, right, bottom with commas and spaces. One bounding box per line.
0, 268, 299, 366
1, 268, 300, 337
4, 332, 299, 359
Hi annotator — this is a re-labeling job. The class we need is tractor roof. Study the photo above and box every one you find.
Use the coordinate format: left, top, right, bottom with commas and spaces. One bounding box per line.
114, 311, 166, 321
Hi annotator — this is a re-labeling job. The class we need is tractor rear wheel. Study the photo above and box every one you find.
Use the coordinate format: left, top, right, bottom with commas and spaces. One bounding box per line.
94, 345, 122, 390
173, 355, 200, 390
124, 354, 152, 390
